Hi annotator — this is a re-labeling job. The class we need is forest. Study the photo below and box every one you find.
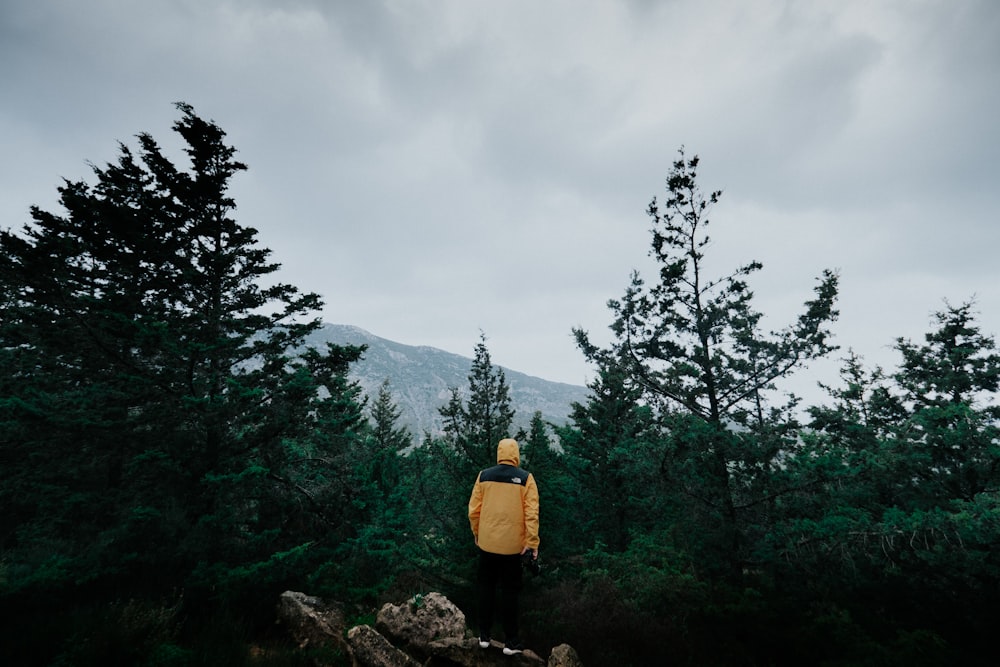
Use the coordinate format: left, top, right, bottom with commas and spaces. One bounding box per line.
2, 105, 999, 666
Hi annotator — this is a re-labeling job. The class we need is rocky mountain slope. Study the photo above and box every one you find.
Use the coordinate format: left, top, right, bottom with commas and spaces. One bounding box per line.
303, 324, 590, 443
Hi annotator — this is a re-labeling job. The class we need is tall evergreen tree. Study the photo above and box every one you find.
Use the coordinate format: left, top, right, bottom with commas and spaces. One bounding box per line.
573, 149, 839, 578
402, 335, 519, 596
438, 332, 516, 473
804, 302, 1000, 525
554, 354, 658, 553
523, 410, 555, 472
782, 304, 1000, 662
316, 379, 417, 601
893, 301, 1000, 504
367, 378, 413, 490
0, 104, 365, 596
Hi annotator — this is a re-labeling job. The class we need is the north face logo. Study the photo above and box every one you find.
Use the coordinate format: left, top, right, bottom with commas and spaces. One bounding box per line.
510, 477, 522, 484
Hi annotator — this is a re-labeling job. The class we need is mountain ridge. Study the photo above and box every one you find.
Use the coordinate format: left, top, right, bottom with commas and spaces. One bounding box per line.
305, 323, 590, 442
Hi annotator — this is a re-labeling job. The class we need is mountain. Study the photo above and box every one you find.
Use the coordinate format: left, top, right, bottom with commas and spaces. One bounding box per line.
303, 324, 591, 443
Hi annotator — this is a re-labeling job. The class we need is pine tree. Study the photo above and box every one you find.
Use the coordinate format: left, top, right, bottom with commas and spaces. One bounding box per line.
439, 331, 516, 472
573, 149, 839, 579
554, 355, 658, 553
399, 334, 519, 594
893, 302, 1000, 500
787, 304, 1000, 660
368, 378, 413, 490
314, 379, 417, 601
0, 104, 366, 596
523, 410, 555, 472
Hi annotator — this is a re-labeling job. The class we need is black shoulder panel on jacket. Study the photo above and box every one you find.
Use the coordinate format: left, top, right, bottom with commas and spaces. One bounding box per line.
480, 464, 530, 486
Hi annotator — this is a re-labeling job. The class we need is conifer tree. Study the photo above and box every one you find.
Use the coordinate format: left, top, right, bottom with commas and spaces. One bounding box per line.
554, 355, 657, 553
523, 410, 555, 472
319, 379, 416, 601
0, 104, 365, 595
893, 301, 1000, 502
784, 304, 1000, 660
439, 332, 516, 472
574, 149, 839, 578
404, 334, 519, 592
368, 378, 413, 488
806, 302, 1000, 521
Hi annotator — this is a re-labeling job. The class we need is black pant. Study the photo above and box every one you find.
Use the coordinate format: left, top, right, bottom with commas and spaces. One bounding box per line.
476, 549, 523, 641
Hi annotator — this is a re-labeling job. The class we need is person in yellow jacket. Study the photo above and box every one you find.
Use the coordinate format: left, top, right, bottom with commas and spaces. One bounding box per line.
468, 437, 540, 656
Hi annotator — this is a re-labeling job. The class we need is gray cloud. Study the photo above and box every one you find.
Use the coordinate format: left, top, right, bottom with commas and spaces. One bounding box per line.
2, 0, 998, 399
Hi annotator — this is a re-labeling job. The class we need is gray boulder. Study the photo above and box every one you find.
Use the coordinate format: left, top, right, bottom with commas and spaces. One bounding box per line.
347, 624, 421, 667
276, 590, 350, 660
375, 591, 466, 649
548, 643, 584, 667
278, 590, 578, 666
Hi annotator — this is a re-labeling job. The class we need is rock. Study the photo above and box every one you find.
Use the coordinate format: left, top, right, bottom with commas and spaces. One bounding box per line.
375, 592, 467, 650
548, 643, 584, 667
347, 624, 422, 667
279, 590, 582, 667
276, 590, 350, 659
426, 636, 546, 666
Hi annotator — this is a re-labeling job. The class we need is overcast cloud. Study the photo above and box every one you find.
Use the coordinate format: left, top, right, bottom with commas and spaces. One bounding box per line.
2, 0, 998, 404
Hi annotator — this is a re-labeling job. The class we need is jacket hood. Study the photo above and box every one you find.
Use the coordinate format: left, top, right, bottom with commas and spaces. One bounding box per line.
496, 438, 520, 467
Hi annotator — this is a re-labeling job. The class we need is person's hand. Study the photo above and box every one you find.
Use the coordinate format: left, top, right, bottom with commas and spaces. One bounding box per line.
520, 547, 541, 575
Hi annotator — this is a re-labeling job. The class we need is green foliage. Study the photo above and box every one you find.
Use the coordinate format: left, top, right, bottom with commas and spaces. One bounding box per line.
6, 119, 1000, 665
582, 531, 706, 616
575, 149, 838, 428
0, 103, 369, 648
315, 381, 417, 602
51, 597, 186, 667
550, 151, 1000, 664
571, 149, 840, 585
438, 332, 517, 476
553, 354, 664, 553
376, 333, 524, 600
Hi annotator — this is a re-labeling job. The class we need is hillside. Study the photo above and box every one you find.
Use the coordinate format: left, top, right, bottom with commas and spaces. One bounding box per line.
304, 324, 590, 443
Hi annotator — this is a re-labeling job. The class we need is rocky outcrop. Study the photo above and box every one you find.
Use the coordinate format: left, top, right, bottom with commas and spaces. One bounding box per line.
276, 590, 351, 659
277, 590, 583, 667
374, 592, 468, 650
347, 624, 421, 667
547, 644, 583, 667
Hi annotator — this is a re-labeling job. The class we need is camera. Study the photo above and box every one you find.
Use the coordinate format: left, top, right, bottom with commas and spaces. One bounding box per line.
521, 550, 541, 576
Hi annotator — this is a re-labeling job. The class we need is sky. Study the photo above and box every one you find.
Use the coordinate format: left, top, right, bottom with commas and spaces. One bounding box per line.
2, 0, 999, 405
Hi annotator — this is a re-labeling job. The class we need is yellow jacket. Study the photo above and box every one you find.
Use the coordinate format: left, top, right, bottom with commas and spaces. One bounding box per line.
468, 438, 540, 555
